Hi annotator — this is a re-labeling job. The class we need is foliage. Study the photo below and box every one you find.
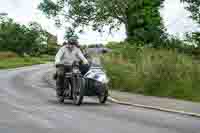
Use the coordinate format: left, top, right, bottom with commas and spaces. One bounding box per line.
38, 0, 165, 45
185, 32, 200, 48
46, 44, 59, 55
107, 34, 195, 55
103, 42, 200, 102
0, 15, 49, 56
0, 51, 18, 59
0, 56, 49, 69
181, 0, 200, 48
64, 27, 79, 40
47, 32, 58, 46
181, 0, 200, 24
0, 51, 54, 69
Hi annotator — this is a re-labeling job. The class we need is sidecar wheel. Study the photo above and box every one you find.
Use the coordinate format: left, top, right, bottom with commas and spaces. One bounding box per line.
98, 89, 108, 104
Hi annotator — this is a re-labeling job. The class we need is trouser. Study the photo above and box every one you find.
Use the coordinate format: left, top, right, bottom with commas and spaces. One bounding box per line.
56, 65, 72, 96
56, 64, 89, 96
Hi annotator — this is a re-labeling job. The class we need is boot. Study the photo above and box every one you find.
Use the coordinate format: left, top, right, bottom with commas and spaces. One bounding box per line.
56, 88, 63, 97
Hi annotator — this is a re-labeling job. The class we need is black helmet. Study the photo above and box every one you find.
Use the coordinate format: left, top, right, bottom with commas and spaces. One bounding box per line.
62, 41, 68, 46
68, 36, 78, 45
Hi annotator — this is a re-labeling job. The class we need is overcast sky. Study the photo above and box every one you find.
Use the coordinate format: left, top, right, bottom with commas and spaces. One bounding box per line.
0, 0, 199, 44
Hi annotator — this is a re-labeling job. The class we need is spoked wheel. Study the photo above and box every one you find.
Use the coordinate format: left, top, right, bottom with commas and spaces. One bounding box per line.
73, 92, 83, 105
64, 79, 73, 100
98, 88, 108, 104
57, 78, 71, 103
72, 76, 84, 105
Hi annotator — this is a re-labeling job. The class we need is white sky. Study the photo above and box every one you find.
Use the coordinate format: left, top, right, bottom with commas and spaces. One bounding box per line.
0, 0, 199, 44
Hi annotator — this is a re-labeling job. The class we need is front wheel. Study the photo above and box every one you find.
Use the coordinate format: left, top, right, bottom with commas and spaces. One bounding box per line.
73, 94, 83, 105
72, 76, 84, 105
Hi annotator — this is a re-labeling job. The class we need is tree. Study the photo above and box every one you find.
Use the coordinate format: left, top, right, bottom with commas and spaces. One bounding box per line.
45, 32, 59, 55
64, 27, 79, 40
0, 16, 49, 56
181, 0, 200, 48
47, 33, 58, 46
181, 0, 200, 24
185, 32, 200, 47
38, 0, 165, 45
0, 12, 8, 22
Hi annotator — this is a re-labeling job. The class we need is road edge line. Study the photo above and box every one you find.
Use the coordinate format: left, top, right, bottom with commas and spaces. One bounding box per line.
108, 97, 200, 118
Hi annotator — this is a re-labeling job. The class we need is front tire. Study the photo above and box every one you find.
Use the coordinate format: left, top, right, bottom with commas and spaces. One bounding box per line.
72, 76, 84, 105
73, 94, 83, 105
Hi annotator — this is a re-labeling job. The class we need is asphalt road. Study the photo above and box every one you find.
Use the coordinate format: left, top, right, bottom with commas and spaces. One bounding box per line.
0, 64, 199, 133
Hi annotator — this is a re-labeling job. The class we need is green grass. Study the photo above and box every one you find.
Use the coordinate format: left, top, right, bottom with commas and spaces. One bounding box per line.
103, 42, 200, 102
0, 55, 54, 69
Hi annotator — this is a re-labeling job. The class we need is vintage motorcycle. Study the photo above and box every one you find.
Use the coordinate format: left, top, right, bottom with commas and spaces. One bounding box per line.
57, 56, 109, 105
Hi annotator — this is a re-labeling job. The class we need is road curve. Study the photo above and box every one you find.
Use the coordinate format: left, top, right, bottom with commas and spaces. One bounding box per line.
0, 64, 199, 133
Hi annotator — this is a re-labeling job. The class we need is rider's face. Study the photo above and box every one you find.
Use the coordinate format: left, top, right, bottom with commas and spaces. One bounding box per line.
67, 44, 75, 50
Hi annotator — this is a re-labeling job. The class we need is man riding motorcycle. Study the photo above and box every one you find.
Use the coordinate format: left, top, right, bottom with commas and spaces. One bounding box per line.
55, 38, 89, 97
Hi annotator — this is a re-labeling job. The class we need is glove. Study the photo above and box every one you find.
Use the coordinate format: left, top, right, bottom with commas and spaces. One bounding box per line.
55, 64, 64, 68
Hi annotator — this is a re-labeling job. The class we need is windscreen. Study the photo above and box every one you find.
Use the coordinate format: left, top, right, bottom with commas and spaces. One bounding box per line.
90, 56, 102, 67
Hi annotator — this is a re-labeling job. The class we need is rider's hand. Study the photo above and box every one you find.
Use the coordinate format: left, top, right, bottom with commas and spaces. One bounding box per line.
55, 64, 63, 68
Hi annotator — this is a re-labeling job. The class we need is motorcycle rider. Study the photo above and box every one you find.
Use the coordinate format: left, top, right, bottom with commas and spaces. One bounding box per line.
55, 37, 89, 97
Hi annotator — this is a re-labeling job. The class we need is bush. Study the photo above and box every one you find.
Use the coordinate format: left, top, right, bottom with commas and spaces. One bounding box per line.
103, 42, 200, 102
40, 54, 54, 62
0, 51, 18, 59
0, 17, 49, 56
46, 45, 59, 55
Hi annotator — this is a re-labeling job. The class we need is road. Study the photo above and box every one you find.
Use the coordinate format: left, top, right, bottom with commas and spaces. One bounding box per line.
0, 64, 199, 133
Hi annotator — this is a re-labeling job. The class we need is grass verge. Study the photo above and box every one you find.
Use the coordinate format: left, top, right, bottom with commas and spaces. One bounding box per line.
103, 42, 200, 102
0, 55, 54, 69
